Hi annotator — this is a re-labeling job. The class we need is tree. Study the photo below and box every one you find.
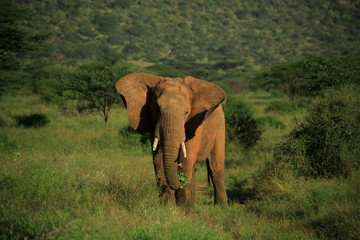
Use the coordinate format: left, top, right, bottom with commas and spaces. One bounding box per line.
0, 2, 47, 70
66, 56, 130, 128
254, 55, 360, 100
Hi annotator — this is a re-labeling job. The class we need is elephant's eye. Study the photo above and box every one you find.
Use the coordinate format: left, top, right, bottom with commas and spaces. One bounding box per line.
185, 110, 189, 115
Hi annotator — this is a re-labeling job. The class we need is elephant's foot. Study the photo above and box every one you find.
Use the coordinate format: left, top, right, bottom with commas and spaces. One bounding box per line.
214, 194, 228, 205
158, 185, 175, 204
175, 188, 186, 206
175, 187, 196, 209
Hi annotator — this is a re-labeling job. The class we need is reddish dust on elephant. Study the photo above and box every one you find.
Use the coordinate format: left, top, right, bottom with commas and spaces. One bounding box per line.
115, 73, 227, 207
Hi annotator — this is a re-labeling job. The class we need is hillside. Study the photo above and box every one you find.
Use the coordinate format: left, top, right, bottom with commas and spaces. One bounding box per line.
8, 0, 360, 79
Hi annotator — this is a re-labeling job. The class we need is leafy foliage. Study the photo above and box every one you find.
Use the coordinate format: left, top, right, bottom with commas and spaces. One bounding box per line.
65, 55, 131, 127
5, 0, 360, 80
224, 96, 262, 149
0, 2, 48, 70
255, 55, 360, 100
275, 85, 360, 178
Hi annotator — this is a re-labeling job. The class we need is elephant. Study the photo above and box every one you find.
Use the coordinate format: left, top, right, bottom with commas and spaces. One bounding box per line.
115, 73, 227, 207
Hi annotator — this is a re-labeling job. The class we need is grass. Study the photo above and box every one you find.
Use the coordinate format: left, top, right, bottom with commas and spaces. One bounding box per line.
1, 91, 359, 239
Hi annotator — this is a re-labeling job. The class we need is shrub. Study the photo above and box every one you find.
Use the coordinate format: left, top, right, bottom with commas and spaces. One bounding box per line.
224, 96, 262, 149
118, 124, 150, 152
16, 113, 50, 128
275, 85, 360, 178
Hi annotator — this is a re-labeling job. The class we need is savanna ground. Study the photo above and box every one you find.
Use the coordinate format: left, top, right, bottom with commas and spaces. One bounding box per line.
1, 89, 359, 240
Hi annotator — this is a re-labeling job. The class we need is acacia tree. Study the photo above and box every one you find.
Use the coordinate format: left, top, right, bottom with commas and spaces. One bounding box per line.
254, 55, 360, 100
67, 56, 130, 128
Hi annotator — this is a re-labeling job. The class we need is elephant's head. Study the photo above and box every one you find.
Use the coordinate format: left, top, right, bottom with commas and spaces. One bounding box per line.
115, 73, 226, 190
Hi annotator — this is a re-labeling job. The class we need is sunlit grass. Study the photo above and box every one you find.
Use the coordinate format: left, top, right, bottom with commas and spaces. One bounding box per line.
1, 92, 358, 239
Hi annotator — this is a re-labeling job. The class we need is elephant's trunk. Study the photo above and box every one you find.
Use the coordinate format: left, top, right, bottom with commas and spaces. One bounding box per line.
163, 143, 181, 190
160, 116, 184, 190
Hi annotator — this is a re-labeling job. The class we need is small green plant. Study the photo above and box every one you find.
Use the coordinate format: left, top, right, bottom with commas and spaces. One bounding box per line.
178, 172, 189, 189
12, 152, 21, 158
16, 113, 50, 128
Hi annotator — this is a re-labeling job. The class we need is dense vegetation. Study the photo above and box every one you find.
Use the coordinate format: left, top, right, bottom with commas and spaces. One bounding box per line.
2, 0, 360, 78
253, 55, 360, 100
1, 0, 360, 239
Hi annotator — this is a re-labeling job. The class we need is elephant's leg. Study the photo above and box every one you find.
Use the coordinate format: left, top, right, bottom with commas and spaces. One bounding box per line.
189, 168, 197, 205
153, 147, 175, 203
208, 139, 228, 204
175, 157, 197, 207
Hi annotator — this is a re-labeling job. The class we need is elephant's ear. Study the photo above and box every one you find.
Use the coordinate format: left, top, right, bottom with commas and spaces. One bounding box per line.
115, 73, 163, 133
184, 76, 226, 139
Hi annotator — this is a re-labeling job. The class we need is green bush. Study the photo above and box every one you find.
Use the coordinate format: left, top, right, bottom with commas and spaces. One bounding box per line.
275, 85, 360, 178
16, 113, 50, 128
224, 96, 262, 149
118, 124, 150, 151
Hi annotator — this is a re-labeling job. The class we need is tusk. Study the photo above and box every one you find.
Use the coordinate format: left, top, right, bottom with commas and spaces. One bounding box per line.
153, 138, 159, 151
181, 142, 187, 158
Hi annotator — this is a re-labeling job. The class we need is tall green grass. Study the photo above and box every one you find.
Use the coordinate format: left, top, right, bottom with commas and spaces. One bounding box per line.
1, 91, 358, 239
